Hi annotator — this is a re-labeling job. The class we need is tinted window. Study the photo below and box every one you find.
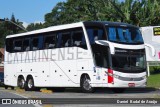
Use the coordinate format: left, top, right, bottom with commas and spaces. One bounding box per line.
107, 27, 144, 44
92, 45, 109, 68
61, 32, 72, 47
23, 39, 30, 51
44, 33, 57, 49
32, 37, 39, 51
72, 29, 87, 49
6, 38, 13, 53
13, 39, 23, 52
86, 27, 106, 44
112, 49, 146, 73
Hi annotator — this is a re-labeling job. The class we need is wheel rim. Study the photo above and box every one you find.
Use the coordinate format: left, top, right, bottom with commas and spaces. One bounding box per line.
28, 79, 33, 89
83, 77, 91, 91
19, 79, 25, 88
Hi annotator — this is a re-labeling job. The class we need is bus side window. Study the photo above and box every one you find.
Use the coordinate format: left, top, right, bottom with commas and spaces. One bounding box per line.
13, 39, 23, 52
6, 38, 13, 53
61, 32, 72, 47
72, 31, 83, 46
87, 27, 105, 44
23, 39, 30, 51
44, 33, 56, 49
57, 34, 62, 48
72, 29, 87, 49
32, 37, 39, 51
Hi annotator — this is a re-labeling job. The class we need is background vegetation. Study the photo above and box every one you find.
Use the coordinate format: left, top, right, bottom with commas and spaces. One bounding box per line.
0, 0, 160, 47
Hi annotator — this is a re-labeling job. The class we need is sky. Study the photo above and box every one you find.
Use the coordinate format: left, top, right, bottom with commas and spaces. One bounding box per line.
0, 0, 65, 27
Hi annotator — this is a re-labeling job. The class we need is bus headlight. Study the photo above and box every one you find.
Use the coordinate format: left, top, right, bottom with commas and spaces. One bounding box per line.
142, 76, 147, 80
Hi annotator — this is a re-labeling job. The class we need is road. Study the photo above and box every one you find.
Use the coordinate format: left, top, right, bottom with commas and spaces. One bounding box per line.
0, 87, 160, 107
0, 88, 35, 107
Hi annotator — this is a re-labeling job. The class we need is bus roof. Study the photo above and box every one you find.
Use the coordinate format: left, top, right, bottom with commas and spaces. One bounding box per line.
84, 21, 138, 28
6, 21, 138, 38
6, 22, 83, 38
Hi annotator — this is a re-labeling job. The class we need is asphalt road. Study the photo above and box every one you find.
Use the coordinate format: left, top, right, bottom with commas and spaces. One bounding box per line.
0, 87, 160, 107
0, 88, 35, 107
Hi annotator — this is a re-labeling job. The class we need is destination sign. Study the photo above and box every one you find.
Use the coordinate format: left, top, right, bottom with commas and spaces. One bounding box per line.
153, 27, 160, 36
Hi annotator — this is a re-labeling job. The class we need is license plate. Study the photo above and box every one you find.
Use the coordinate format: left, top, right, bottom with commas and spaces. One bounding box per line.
128, 83, 135, 87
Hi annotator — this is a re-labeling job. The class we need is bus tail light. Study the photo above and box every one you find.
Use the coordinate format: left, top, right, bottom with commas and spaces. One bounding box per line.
108, 69, 114, 84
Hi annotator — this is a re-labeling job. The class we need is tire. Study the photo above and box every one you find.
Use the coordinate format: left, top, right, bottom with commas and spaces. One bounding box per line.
111, 88, 125, 93
18, 77, 25, 89
5, 86, 8, 89
81, 75, 94, 93
11, 86, 14, 90
25, 77, 35, 91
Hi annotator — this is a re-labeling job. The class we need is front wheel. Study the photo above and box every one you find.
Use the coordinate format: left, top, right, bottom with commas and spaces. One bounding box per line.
81, 75, 94, 93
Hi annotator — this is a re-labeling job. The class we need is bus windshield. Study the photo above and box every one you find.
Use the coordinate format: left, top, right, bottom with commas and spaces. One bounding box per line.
111, 49, 146, 73
106, 27, 144, 44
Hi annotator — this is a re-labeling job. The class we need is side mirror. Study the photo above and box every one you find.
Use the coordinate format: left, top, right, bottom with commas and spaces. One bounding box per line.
144, 43, 155, 57
95, 40, 115, 54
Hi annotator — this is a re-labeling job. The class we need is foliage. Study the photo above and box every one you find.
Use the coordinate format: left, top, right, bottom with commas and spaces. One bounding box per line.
44, 0, 160, 27
147, 73, 160, 88
27, 23, 44, 31
0, 14, 25, 47
149, 66, 160, 74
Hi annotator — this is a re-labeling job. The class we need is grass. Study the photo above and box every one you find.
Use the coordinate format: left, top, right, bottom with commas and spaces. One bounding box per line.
147, 73, 160, 88
147, 66, 160, 88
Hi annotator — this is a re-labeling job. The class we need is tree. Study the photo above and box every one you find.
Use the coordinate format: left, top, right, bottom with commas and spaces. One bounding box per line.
26, 22, 44, 31
44, 0, 117, 26
109, 0, 160, 26
0, 14, 25, 47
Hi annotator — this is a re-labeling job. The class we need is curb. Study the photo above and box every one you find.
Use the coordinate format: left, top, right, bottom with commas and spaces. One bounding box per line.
40, 89, 53, 94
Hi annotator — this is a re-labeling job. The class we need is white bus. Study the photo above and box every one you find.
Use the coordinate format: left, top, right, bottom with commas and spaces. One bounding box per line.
4, 21, 147, 93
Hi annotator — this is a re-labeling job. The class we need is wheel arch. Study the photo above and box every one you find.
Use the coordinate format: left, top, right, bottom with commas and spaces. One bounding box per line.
80, 73, 90, 84
26, 74, 34, 81
18, 75, 25, 79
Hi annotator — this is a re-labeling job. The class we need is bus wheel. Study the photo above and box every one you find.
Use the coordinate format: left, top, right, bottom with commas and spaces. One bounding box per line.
5, 86, 8, 89
81, 75, 94, 93
11, 86, 14, 90
18, 77, 25, 89
111, 88, 125, 93
25, 77, 35, 91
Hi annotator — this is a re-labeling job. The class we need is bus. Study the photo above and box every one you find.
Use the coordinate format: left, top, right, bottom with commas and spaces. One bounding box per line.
4, 21, 147, 93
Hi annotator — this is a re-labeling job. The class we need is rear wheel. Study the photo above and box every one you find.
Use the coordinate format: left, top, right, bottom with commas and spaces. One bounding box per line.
81, 75, 94, 93
18, 77, 25, 89
25, 77, 35, 91
4, 86, 8, 89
